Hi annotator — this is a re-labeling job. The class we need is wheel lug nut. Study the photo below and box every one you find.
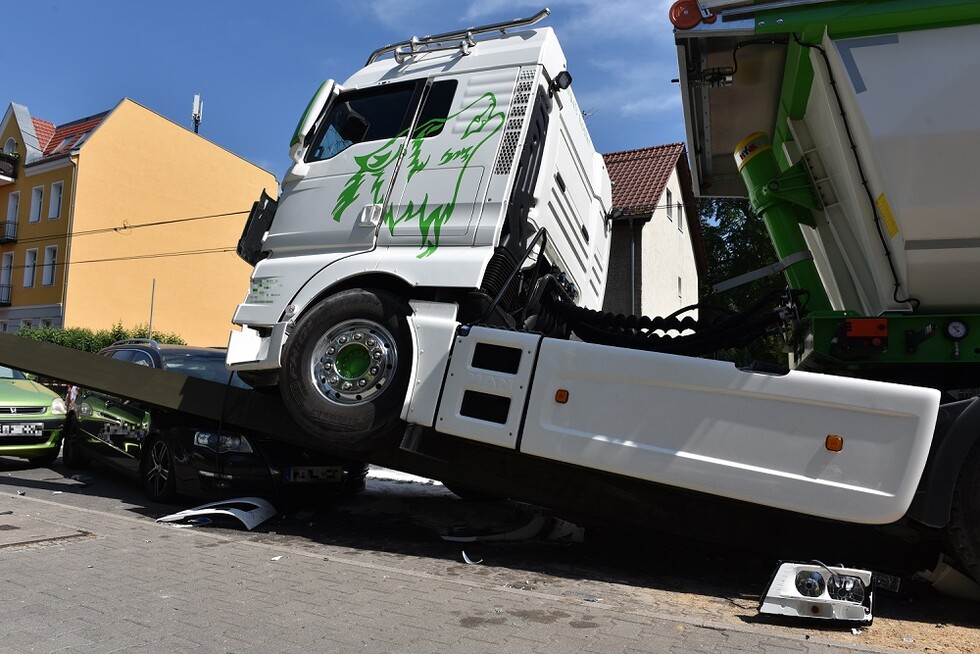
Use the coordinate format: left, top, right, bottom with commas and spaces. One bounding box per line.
358, 379, 367, 387
339, 336, 348, 344
369, 366, 379, 375
342, 381, 353, 390
353, 332, 363, 341
329, 376, 339, 385
373, 351, 382, 360
367, 339, 376, 347
327, 347, 335, 355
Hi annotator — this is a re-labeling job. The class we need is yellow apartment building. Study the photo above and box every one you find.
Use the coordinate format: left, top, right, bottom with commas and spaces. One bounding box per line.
0, 99, 276, 345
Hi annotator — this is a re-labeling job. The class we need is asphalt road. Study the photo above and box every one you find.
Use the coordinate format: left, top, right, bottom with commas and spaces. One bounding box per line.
1, 456, 978, 653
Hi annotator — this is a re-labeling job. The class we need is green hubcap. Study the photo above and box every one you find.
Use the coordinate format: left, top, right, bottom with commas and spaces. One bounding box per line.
310, 319, 399, 406
335, 343, 371, 379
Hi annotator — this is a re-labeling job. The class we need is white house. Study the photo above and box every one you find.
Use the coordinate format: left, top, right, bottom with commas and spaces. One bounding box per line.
602, 143, 705, 318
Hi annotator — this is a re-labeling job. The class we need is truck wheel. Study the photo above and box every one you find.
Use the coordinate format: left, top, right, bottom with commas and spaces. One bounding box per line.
947, 439, 980, 584
280, 289, 411, 452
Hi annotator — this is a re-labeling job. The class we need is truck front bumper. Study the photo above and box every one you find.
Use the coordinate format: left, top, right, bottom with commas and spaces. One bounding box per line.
226, 323, 288, 372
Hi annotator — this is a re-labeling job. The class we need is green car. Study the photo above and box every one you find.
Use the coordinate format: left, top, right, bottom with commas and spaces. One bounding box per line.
0, 365, 67, 465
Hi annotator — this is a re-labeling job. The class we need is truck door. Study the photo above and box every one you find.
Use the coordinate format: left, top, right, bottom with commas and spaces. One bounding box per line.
380, 74, 513, 258
262, 81, 427, 257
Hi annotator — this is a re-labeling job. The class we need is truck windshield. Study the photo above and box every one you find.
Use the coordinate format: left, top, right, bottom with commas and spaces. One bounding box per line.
307, 79, 458, 162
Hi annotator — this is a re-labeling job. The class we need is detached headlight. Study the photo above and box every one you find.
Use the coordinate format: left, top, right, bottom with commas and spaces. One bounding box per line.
51, 397, 67, 415
194, 431, 254, 453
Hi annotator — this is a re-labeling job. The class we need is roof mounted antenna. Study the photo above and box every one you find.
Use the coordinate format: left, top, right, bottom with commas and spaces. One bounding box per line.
366, 8, 551, 65
192, 94, 204, 135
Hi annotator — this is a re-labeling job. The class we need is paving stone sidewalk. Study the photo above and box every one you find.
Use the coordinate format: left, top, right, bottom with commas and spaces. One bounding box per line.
0, 491, 905, 654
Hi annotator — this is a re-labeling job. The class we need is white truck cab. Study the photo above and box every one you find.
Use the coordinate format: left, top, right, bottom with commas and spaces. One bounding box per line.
228, 11, 612, 447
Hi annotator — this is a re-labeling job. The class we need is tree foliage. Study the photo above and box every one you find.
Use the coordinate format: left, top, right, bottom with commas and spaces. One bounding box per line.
698, 198, 787, 365
16, 322, 185, 353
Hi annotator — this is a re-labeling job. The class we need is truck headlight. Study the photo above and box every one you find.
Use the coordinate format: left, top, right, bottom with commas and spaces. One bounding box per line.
194, 431, 254, 453
51, 398, 67, 415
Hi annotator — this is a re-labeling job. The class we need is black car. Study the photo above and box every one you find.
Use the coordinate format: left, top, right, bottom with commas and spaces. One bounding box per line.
62, 339, 366, 502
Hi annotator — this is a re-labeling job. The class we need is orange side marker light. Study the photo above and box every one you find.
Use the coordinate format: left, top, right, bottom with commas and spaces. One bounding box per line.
555, 389, 569, 404
825, 434, 844, 452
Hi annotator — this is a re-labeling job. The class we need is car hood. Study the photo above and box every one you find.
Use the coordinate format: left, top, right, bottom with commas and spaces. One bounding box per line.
0, 379, 58, 407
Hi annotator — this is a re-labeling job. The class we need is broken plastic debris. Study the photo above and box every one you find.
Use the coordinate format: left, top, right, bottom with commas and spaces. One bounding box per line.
16, 490, 24, 496
851, 628, 862, 635
156, 497, 276, 531
916, 554, 980, 601
903, 635, 914, 644
441, 512, 584, 543
270, 556, 283, 562
461, 550, 483, 565
52, 491, 62, 495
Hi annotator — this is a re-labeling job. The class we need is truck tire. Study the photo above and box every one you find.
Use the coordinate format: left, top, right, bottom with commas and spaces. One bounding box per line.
947, 439, 980, 584
279, 289, 411, 452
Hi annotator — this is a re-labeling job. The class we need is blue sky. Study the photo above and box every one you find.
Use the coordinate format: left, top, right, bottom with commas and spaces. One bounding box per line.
4, 0, 683, 182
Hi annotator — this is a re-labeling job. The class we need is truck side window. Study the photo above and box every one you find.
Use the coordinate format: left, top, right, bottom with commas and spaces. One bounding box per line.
413, 80, 458, 138
307, 79, 458, 162
308, 82, 416, 162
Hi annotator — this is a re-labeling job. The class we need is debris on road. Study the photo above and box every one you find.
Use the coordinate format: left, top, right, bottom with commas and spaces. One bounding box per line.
441, 510, 584, 543
758, 561, 874, 625
461, 550, 482, 565
156, 497, 276, 531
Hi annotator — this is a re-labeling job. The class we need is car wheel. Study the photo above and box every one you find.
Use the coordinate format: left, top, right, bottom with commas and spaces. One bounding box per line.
279, 289, 411, 453
142, 436, 177, 502
61, 416, 90, 469
28, 445, 60, 467
338, 462, 369, 496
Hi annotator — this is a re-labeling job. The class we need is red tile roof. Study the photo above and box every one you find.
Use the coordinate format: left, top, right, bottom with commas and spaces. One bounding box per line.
604, 143, 686, 216
39, 112, 109, 157
32, 117, 56, 151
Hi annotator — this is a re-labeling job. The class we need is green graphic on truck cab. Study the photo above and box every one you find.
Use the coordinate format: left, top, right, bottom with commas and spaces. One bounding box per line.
332, 92, 504, 258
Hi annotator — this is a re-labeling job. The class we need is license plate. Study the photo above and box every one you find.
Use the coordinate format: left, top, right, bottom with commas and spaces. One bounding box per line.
0, 423, 44, 436
284, 466, 343, 483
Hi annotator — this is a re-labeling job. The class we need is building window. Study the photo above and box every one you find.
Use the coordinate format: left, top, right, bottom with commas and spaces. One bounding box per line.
23, 248, 37, 287
0, 322, 6, 333
42, 245, 57, 286
678, 204, 684, 232
41, 319, 52, 328
30, 186, 43, 223
5, 191, 18, 237
666, 189, 673, 221
48, 181, 63, 219
2, 138, 15, 154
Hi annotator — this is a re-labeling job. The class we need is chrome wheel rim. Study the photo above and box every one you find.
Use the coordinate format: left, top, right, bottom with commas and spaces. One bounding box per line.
310, 319, 398, 406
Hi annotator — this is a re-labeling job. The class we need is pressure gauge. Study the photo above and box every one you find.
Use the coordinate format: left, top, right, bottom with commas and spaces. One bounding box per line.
946, 319, 969, 342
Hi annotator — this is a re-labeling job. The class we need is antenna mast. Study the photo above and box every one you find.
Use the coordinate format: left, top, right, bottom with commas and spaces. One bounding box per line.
192, 94, 204, 134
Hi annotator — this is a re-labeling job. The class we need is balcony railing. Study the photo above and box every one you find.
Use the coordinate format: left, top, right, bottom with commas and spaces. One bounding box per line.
0, 221, 16, 244
0, 152, 18, 182
0, 284, 11, 307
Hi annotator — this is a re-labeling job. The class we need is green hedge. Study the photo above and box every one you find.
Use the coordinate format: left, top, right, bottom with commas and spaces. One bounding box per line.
17, 322, 185, 353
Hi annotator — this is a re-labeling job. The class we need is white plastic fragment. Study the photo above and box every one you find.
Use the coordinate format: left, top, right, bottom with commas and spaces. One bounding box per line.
462, 550, 483, 565
156, 497, 276, 531
270, 556, 283, 562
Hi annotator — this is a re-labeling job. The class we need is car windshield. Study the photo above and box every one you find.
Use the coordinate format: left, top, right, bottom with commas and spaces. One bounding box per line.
0, 365, 27, 380
161, 352, 250, 389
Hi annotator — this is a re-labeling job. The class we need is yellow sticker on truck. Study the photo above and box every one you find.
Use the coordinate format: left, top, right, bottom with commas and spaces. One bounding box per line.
876, 193, 899, 238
